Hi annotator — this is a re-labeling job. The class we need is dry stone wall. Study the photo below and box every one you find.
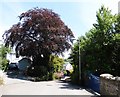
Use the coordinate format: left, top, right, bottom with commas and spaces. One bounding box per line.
100, 74, 120, 97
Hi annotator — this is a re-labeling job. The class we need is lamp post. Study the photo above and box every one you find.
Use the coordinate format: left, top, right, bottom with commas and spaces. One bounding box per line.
73, 38, 81, 84
77, 39, 81, 84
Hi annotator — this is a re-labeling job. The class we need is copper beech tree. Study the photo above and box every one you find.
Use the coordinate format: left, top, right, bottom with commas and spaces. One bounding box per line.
3, 8, 74, 68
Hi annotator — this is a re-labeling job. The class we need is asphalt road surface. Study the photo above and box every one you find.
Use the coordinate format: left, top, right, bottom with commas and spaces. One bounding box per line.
0, 77, 98, 96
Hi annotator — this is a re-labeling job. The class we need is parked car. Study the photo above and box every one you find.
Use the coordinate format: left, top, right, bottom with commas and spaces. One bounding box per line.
61, 76, 71, 82
8, 63, 19, 70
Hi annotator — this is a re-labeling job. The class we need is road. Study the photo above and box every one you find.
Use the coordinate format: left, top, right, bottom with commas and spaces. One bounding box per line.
0, 77, 97, 96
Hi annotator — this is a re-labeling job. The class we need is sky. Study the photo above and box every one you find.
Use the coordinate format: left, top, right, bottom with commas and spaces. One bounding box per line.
0, 0, 120, 58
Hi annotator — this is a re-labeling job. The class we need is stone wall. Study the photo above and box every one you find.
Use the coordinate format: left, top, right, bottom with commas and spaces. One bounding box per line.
100, 74, 120, 96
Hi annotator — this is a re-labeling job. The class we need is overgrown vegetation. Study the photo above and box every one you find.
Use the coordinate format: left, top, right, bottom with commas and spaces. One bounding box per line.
0, 44, 10, 71
69, 6, 120, 84
27, 55, 64, 80
49, 55, 64, 73
50, 55, 64, 80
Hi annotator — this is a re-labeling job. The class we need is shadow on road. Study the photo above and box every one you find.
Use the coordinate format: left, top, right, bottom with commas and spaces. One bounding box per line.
57, 80, 100, 96
57, 80, 84, 90
85, 88, 100, 96
6, 70, 29, 81
6, 71, 100, 96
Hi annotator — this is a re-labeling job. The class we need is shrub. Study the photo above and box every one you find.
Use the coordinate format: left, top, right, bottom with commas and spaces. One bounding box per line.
26, 65, 53, 81
0, 70, 6, 85
71, 65, 79, 85
27, 66, 47, 77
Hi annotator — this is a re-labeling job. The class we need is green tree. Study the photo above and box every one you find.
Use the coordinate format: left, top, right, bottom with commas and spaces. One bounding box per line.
69, 5, 120, 84
110, 15, 120, 75
90, 5, 117, 74
49, 55, 64, 73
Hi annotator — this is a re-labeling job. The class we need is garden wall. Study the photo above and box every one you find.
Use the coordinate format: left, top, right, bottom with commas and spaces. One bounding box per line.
100, 74, 120, 96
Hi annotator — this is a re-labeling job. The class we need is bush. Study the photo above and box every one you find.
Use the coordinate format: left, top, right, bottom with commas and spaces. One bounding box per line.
0, 70, 6, 85
26, 65, 53, 81
0, 58, 9, 71
27, 66, 47, 77
71, 66, 79, 85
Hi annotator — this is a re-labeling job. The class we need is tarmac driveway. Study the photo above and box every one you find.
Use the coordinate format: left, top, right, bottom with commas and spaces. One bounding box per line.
0, 77, 98, 96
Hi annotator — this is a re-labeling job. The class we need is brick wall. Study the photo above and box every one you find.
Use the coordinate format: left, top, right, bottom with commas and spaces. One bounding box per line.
100, 74, 120, 96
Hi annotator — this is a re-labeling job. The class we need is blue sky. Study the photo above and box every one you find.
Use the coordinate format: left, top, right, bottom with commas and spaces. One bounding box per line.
0, 0, 119, 58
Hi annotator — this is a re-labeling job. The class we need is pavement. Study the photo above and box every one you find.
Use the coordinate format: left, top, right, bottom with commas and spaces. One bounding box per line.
0, 76, 99, 96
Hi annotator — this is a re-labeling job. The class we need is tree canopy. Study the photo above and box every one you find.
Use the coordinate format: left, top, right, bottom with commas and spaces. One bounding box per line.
69, 6, 120, 78
3, 8, 74, 67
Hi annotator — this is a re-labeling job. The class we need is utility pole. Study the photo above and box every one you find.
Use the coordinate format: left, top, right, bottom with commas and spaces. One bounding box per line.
78, 39, 81, 84
118, 1, 120, 14
73, 38, 82, 84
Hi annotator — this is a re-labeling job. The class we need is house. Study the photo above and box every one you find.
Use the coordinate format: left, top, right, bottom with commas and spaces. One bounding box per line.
6, 49, 32, 72
6, 49, 22, 64
63, 62, 73, 71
